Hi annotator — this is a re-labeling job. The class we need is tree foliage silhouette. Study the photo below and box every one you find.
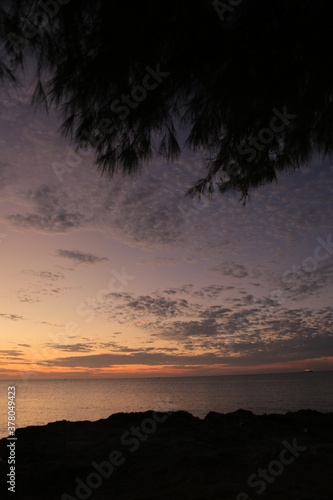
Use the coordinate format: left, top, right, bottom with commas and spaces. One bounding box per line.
1, 0, 333, 201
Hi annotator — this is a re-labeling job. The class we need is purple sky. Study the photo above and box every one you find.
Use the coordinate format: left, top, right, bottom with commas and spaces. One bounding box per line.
0, 75, 333, 378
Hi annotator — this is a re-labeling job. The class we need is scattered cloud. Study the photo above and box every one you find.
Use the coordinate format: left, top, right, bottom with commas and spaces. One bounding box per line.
8, 208, 86, 233
126, 294, 190, 317
56, 249, 109, 264
210, 262, 249, 278
22, 270, 65, 280
0, 313, 24, 321
0, 349, 25, 360
38, 313, 333, 369
45, 342, 95, 353
271, 261, 333, 304
19, 184, 88, 232
1, 93, 333, 374
16, 284, 79, 303
71, 280, 333, 367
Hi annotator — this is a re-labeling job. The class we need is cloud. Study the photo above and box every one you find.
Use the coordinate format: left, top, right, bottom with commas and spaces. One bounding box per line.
4, 162, 188, 246
16, 284, 79, 303
38, 310, 333, 369
44, 338, 162, 354
7, 211, 85, 233
22, 270, 65, 280
257, 242, 333, 315
163, 285, 194, 295
16, 293, 41, 304
126, 294, 190, 317
160, 318, 224, 339
56, 249, 109, 264
193, 285, 234, 299
80, 290, 197, 325
3, 143, 333, 273
0, 313, 24, 321
38, 351, 231, 368
1, 92, 333, 374
45, 342, 95, 353
199, 305, 232, 319
272, 260, 333, 304
17, 266, 79, 304
0, 349, 25, 360
5, 183, 90, 233
87, 280, 333, 366
0, 349, 24, 356
2, 90, 333, 260
210, 262, 249, 278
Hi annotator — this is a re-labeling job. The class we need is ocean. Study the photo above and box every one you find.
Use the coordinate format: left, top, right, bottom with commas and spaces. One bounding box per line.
0, 372, 332, 439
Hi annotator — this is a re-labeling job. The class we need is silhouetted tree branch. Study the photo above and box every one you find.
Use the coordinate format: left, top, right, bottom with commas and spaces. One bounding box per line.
1, 0, 332, 201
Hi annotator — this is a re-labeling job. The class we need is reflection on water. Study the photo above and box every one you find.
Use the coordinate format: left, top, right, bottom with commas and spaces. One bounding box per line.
0, 372, 332, 438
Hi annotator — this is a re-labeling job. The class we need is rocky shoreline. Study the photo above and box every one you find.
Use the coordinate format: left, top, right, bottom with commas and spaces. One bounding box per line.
0, 409, 332, 499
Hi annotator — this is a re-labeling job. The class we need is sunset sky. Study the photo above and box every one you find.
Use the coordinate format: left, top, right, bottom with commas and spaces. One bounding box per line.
0, 77, 333, 380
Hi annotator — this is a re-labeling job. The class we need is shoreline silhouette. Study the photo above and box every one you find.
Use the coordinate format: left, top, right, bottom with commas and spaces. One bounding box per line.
0, 409, 332, 499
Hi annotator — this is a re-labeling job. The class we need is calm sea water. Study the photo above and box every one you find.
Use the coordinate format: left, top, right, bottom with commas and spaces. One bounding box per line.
0, 372, 332, 439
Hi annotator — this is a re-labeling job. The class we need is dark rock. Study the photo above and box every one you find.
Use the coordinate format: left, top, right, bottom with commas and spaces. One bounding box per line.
0, 410, 332, 499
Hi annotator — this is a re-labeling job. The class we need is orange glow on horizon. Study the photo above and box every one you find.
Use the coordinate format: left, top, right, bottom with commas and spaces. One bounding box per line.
0, 357, 332, 380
